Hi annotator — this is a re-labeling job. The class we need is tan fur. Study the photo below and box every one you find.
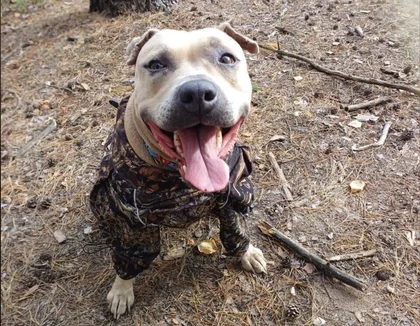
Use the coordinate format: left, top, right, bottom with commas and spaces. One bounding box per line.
124, 23, 259, 163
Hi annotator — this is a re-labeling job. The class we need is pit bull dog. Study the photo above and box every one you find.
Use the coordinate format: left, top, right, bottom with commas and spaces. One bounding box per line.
90, 23, 267, 318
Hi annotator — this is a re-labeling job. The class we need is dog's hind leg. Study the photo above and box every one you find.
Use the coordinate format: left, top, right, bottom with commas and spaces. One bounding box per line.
107, 225, 161, 318
218, 206, 267, 274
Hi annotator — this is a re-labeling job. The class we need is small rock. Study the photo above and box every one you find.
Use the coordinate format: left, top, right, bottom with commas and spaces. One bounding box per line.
64, 134, 73, 141
403, 64, 412, 74
327, 232, 334, 240
53, 230, 67, 243
354, 25, 364, 37
83, 226, 93, 234
67, 35, 82, 42
294, 76, 303, 81
313, 317, 326, 325
386, 285, 395, 294
348, 120, 362, 128
194, 230, 203, 238
375, 269, 393, 281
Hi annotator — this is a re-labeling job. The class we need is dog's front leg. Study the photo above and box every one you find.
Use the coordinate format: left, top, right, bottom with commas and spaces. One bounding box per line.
218, 206, 267, 274
107, 275, 135, 319
107, 225, 161, 318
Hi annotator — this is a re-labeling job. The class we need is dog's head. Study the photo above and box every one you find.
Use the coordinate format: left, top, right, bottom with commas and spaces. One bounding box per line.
127, 23, 258, 193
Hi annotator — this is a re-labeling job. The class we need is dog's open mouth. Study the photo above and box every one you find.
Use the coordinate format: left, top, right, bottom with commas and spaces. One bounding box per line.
148, 120, 243, 193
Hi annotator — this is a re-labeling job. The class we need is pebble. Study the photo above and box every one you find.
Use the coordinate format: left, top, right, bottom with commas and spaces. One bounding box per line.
53, 230, 67, 243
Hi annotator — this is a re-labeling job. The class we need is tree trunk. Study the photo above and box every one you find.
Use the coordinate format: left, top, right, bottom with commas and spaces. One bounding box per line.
89, 0, 178, 16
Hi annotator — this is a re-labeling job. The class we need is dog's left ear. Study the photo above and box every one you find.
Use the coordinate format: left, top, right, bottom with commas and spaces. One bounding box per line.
218, 23, 259, 54
126, 29, 159, 65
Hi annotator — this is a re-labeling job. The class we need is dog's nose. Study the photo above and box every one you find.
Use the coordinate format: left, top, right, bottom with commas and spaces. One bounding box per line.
178, 80, 218, 115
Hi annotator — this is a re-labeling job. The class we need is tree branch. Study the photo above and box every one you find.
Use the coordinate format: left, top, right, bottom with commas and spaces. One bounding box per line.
259, 44, 420, 96
258, 220, 367, 291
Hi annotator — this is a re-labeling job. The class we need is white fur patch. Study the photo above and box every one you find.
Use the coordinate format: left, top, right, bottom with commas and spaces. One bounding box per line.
240, 244, 267, 274
107, 276, 135, 319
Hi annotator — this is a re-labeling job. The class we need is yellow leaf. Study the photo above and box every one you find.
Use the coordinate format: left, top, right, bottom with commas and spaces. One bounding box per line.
265, 43, 278, 50
197, 239, 217, 255
349, 180, 366, 193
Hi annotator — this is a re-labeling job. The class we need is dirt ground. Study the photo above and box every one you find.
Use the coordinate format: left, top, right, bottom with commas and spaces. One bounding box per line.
1, 0, 419, 325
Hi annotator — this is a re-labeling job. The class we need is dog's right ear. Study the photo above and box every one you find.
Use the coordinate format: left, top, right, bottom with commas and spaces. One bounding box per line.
126, 29, 159, 66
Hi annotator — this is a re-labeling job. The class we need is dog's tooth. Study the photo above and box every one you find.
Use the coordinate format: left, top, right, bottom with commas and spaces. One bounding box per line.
182, 165, 187, 173
216, 129, 222, 150
176, 146, 184, 158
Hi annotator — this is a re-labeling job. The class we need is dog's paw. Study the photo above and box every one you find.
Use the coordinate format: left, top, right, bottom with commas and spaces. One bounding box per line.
240, 244, 267, 274
107, 276, 135, 319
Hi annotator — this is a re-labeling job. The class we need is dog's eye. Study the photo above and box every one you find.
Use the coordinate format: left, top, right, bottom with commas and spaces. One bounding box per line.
146, 59, 166, 71
219, 54, 236, 65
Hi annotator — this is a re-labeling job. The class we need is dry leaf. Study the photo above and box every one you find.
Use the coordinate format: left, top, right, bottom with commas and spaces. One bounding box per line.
349, 180, 366, 193
80, 83, 90, 91
355, 114, 379, 122
197, 239, 217, 255
162, 247, 185, 261
348, 120, 362, 128
303, 263, 316, 274
354, 311, 365, 322
265, 43, 278, 50
269, 135, 286, 142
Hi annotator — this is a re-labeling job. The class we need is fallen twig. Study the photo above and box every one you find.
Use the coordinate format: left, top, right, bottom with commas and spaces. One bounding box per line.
45, 84, 75, 94
268, 152, 293, 201
327, 249, 377, 262
275, 26, 295, 36
340, 96, 393, 112
14, 119, 57, 157
352, 121, 392, 151
259, 44, 420, 96
258, 220, 367, 291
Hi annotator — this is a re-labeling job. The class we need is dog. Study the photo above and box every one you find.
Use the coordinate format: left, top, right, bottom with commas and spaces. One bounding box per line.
90, 23, 267, 319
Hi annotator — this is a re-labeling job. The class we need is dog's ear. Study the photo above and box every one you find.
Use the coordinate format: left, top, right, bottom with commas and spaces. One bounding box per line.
126, 29, 159, 65
218, 23, 259, 54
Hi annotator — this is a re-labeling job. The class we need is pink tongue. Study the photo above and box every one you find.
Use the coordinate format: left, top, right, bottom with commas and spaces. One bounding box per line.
177, 126, 229, 193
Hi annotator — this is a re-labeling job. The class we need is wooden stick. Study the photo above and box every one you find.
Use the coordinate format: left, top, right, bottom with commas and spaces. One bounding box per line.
327, 249, 377, 262
340, 96, 393, 112
352, 121, 392, 151
259, 44, 420, 96
268, 152, 293, 201
258, 221, 367, 291
13, 119, 57, 157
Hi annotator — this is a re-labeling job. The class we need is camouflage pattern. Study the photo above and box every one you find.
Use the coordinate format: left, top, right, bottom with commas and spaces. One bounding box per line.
90, 97, 254, 280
